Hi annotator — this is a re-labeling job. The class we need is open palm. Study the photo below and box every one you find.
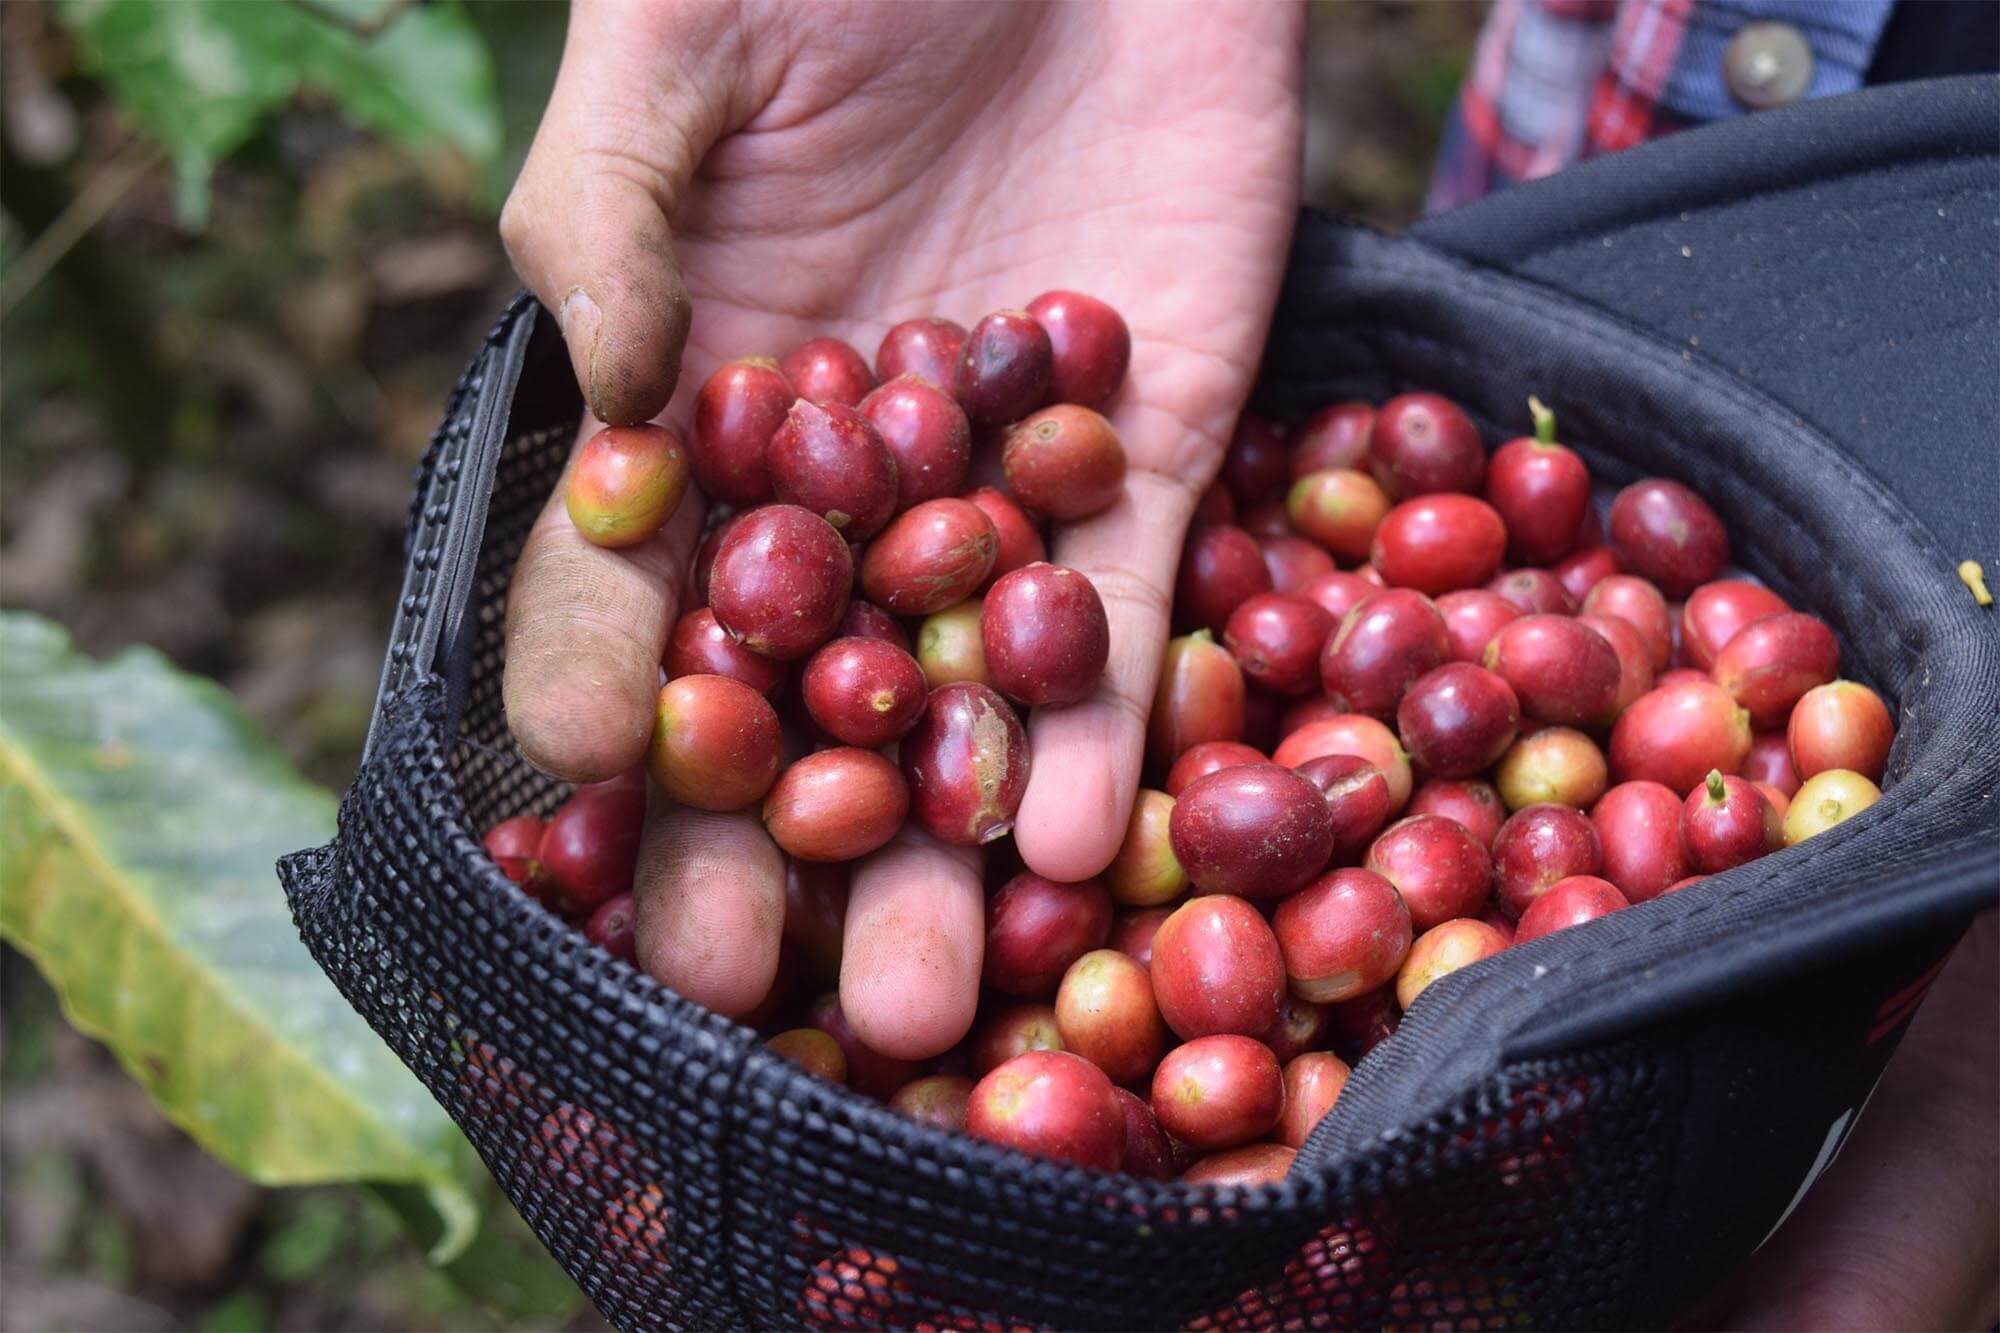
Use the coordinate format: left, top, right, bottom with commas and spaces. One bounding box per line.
501, 0, 1302, 1060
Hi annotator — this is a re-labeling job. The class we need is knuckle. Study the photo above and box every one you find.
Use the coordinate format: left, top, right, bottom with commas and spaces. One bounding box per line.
571, 144, 677, 214
497, 188, 538, 267
1086, 564, 1173, 628
1098, 684, 1152, 732
1129, 463, 1205, 507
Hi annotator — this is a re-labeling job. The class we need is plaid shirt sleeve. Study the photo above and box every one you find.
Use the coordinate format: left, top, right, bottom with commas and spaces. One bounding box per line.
1428, 0, 1897, 212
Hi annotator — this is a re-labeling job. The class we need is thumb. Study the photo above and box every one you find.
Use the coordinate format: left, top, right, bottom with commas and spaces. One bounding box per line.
499, 2, 734, 426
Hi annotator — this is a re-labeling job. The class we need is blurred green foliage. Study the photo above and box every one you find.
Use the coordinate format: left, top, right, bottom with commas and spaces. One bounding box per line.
0, 612, 478, 1259
0, 0, 566, 793
0, 612, 594, 1325
3, 5, 583, 1325
55, 0, 501, 224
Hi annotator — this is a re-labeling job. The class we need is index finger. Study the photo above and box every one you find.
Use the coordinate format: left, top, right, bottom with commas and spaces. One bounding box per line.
503, 420, 706, 782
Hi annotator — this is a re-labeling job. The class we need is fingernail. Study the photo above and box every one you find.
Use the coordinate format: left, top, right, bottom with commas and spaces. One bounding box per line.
559, 287, 604, 416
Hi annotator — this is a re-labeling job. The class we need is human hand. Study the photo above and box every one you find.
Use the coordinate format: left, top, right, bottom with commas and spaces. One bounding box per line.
498, 0, 1303, 1059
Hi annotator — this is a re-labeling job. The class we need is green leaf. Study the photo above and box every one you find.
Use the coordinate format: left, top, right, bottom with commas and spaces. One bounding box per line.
201, 1292, 272, 1333
300, 4, 502, 173
0, 612, 478, 1262
464, 0, 568, 207
55, 0, 501, 225
375, 1182, 589, 1324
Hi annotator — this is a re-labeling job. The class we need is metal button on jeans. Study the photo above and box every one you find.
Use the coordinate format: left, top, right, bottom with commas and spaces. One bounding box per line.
1724, 21, 1815, 109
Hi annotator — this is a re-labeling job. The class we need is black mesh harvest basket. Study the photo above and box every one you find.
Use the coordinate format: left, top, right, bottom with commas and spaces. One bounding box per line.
281, 77, 1999, 1329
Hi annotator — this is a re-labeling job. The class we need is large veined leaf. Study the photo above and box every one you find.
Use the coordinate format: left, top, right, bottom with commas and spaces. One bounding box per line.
55, 0, 502, 224
0, 612, 477, 1261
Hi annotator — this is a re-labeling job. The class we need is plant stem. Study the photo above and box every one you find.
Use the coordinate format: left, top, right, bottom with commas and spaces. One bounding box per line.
0, 145, 159, 317
1528, 396, 1557, 445
0, 136, 175, 471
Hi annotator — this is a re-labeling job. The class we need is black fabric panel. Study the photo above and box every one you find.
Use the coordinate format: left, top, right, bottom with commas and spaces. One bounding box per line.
1868, 1, 2000, 83
1410, 75, 2000, 562
1257, 221, 1999, 1170
1631, 921, 1967, 1322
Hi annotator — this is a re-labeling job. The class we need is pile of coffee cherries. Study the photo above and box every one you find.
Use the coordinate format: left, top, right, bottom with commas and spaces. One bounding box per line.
487, 294, 1896, 1186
